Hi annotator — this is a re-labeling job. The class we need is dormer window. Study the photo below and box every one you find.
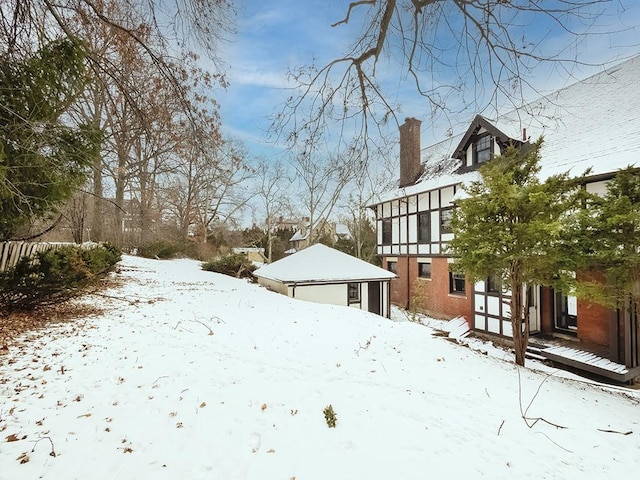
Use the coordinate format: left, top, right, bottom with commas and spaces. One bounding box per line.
474, 134, 492, 164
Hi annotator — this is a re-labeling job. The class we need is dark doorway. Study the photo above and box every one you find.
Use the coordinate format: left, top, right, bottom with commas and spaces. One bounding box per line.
368, 282, 381, 316
555, 291, 577, 333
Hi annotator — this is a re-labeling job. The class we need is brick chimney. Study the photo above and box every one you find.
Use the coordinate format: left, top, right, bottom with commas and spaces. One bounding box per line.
399, 117, 423, 188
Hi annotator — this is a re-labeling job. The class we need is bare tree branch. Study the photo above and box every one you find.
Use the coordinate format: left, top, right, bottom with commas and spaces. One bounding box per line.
274, 0, 633, 172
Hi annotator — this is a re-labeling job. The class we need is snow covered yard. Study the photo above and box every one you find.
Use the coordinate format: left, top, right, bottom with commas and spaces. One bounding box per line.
1, 255, 639, 480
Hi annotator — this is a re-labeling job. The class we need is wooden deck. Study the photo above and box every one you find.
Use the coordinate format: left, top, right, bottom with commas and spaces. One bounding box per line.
529, 338, 640, 383
540, 345, 640, 383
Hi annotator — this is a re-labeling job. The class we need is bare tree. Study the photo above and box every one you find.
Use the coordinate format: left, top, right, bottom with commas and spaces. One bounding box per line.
291, 149, 358, 246
63, 192, 89, 243
1, 0, 231, 242
252, 157, 292, 262
274, 0, 629, 161
340, 178, 379, 261
160, 133, 254, 245
193, 139, 254, 242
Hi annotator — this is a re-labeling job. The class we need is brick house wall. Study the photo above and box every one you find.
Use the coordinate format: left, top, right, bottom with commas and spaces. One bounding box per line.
386, 256, 472, 319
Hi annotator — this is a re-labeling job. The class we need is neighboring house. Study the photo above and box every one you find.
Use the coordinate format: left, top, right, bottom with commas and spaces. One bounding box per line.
232, 247, 268, 265
289, 218, 350, 252
272, 216, 298, 232
370, 55, 640, 380
253, 243, 396, 318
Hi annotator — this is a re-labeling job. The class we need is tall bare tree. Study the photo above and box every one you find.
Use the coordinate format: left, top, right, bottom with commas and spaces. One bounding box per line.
252, 157, 292, 262
274, 0, 629, 162
160, 132, 253, 245
291, 149, 358, 246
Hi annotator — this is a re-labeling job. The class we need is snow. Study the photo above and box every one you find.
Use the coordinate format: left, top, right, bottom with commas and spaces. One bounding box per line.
253, 243, 396, 283
494, 55, 640, 179
1, 255, 639, 480
374, 55, 640, 206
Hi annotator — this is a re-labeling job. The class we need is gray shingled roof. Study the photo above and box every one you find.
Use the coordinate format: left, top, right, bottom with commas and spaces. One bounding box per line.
375, 54, 640, 204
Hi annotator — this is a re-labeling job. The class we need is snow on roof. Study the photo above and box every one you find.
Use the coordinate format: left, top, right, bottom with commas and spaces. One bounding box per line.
253, 243, 396, 283
494, 55, 640, 179
335, 223, 351, 237
374, 55, 640, 205
289, 229, 308, 242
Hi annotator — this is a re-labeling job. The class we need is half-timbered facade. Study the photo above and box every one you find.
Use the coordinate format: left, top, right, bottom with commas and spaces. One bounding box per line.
371, 55, 640, 377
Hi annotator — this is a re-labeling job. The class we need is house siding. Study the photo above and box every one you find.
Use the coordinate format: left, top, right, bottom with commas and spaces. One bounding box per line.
377, 175, 618, 348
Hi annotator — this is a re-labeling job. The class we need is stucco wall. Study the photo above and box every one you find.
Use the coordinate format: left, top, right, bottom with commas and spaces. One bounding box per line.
257, 277, 288, 295
290, 283, 347, 306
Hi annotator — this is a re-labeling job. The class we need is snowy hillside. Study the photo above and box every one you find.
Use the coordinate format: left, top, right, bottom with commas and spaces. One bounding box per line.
1, 255, 639, 480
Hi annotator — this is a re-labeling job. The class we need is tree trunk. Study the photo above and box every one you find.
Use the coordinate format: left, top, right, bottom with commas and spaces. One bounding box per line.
510, 264, 529, 367
91, 151, 103, 241
114, 146, 127, 248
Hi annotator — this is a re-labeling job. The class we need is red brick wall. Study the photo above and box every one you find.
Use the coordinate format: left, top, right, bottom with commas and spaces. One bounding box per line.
576, 270, 611, 347
386, 257, 410, 309
577, 299, 610, 346
386, 256, 472, 319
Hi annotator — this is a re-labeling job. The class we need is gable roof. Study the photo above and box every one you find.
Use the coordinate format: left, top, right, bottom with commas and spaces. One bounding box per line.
253, 243, 396, 284
451, 114, 517, 161
373, 54, 640, 205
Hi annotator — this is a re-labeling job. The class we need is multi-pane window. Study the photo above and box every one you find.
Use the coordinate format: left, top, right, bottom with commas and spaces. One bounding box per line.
449, 271, 466, 295
440, 208, 454, 234
382, 218, 392, 245
417, 212, 430, 243
474, 135, 492, 164
418, 262, 431, 279
486, 275, 502, 293
348, 282, 360, 303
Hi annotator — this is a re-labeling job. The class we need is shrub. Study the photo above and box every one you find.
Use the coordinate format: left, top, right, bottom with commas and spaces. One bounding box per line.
0, 243, 121, 312
136, 241, 183, 259
201, 253, 256, 279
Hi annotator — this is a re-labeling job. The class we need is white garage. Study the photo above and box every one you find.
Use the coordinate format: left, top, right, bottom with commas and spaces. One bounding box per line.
253, 244, 396, 318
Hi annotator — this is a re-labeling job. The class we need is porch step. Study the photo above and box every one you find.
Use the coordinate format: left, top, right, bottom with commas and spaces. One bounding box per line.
524, 345, 547, 362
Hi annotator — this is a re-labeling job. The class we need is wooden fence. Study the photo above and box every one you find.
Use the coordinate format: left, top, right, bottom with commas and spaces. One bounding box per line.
0, 241, 97, 272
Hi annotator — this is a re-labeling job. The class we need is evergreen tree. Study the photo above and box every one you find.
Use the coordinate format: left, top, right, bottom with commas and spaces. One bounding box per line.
577, 167, 640, 316
0, 37, 98, 240
447, 139, 583, 366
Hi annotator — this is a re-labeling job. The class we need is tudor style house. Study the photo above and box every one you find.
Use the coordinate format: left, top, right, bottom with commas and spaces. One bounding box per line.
370, 55, 640, 381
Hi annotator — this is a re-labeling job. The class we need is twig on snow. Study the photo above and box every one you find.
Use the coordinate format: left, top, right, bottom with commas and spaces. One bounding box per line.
31, 436, 56, 457
189, 316, 214, 336
536, 432, 573, 453
517, 368, 567, 429
354, 337, 373, 356
597, 428, 633, 435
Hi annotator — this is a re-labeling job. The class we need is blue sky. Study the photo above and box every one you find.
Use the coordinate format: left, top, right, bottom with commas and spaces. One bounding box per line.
216, 0, 640, 162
